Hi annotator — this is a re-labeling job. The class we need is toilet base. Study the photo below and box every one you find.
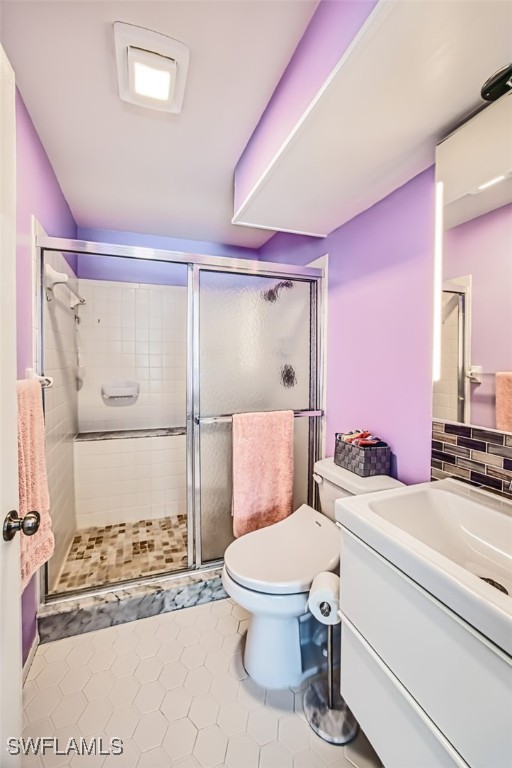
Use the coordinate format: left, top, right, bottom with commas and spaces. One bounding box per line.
222, 566, 308, 689
244, 612, 305, 689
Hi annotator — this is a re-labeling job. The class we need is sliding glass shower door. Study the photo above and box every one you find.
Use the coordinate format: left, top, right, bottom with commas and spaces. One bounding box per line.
190, 267, 321, 566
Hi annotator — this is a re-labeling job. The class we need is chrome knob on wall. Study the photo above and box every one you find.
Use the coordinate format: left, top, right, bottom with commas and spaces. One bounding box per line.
3, 510, 41, 541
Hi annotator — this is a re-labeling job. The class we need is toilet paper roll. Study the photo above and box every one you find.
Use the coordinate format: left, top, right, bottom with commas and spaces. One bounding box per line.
308, 571, 341, 625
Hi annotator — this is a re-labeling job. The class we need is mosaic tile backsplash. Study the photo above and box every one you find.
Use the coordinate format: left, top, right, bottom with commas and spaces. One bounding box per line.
432, 421, 512, 499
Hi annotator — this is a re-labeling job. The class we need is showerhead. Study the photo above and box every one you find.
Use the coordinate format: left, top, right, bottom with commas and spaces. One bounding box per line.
262, 280, 293, 302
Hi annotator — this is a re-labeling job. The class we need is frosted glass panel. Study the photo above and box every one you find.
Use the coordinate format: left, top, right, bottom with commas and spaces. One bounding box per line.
199, 422, 233, 563
197, 270, 315, 564
199, 272, 311, 416
200, 419, 312, 562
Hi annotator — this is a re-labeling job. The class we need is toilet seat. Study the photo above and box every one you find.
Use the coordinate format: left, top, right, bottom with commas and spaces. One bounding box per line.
224, 504, 340, 596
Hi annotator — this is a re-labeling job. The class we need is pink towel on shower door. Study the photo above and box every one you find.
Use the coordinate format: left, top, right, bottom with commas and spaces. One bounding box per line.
232, 410, 294, 538
17, 380, 54, 591
496, 372, 512, 432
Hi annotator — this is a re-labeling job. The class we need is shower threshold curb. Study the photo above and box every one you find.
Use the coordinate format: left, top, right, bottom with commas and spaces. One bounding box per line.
38, 567, 227, 643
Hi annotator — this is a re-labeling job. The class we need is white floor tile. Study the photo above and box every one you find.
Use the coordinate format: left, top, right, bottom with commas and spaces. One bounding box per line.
134, 655, 164, 684
84, 670, 115, 702
260, 740, 294, 768
193, 724, 228, 768
161, 687, 192, 722
225, 732, 260, 768
132, 710, 167, 752
51, 692, 87, 730
23, 599, 382, 768
217, 700, 248, 737
162, 717, 198, 761
133, 681, 166, 715
294, 748, 327, 768
59, 666, 91, 696
247, 708, 279, 746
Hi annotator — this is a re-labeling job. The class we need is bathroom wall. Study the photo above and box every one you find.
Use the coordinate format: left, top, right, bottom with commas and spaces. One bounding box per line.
15, 90, 77, 663
74, 433, 186, 529
43, 251, 79, 592
77, 279, 187, 432
443, 203, 512, 430
77, 226, 260, 262
260, 168, 435, 485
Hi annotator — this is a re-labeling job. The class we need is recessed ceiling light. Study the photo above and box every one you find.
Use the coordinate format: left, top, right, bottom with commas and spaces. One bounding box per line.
477, 174, 506, 191
114, 23, 189, 114
128, 47, 176, 102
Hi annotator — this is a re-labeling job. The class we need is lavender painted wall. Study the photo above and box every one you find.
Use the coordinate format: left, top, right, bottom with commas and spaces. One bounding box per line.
75, 227, 260, 285
16, 92, 76, 377
16, 91, 77, 665
444, 203, 512, 429
261, 168, 435, 484
234, 0, 377, 213
77, 254, 189, 287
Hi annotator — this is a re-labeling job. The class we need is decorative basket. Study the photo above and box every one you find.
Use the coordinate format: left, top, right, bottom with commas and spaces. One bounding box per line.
334, 437, 390, 477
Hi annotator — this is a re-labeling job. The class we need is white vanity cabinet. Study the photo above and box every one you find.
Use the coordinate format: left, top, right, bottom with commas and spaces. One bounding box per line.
335, 481, 512, 768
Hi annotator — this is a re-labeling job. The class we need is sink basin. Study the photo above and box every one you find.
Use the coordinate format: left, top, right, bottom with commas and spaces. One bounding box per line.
336, 478, 512, 655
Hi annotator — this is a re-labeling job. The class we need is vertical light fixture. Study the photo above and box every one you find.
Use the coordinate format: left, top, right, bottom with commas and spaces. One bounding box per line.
432, 180, 444, 382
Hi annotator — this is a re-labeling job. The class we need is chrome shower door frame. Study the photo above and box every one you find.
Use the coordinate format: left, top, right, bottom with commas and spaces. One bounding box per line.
189, 263, 324, 569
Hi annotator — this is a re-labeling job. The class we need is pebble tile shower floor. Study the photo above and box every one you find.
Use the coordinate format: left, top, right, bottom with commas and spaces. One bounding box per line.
23, 599, 381, 768
52, 515, 188, 594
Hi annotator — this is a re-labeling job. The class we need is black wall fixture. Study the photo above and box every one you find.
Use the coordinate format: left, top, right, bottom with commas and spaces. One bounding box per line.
481, 62, 512, 101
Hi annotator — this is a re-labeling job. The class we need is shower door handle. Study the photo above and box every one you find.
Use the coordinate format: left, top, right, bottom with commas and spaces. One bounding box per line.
3, 510, 41, 541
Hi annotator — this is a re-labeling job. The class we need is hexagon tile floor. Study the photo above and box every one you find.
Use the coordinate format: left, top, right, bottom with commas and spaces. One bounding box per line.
22, 599, 382, 768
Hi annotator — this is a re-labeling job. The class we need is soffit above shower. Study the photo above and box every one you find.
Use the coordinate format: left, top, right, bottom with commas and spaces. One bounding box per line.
233, 0, 512, 237
0, 0, 317, 249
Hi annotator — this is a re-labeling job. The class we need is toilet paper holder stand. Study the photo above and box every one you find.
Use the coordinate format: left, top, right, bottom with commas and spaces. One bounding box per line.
319, 602, 337, 710
303, 600, 359, 745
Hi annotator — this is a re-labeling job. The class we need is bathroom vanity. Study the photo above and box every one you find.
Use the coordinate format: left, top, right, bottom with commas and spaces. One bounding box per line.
336, 479, 512, 768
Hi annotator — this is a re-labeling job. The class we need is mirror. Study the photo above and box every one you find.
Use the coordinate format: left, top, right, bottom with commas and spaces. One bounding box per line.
434, 91, 512, 434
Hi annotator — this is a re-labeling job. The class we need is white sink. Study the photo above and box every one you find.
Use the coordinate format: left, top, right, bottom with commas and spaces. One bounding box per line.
336, 478, 512, 655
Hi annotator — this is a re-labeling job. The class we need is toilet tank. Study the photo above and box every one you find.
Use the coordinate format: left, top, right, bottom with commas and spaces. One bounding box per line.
313, 458, 404, 521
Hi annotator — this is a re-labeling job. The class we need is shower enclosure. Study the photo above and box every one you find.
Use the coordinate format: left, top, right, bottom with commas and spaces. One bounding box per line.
38, 238, 323, 602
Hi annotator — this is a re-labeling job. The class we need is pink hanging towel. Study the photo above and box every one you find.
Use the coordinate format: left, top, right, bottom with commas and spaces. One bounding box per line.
232, 410, 294, 538
496, 372, 512, 432
17, 380, 54, 591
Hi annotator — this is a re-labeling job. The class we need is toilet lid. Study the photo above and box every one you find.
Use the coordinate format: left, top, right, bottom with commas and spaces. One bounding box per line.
224, 504, 340, 595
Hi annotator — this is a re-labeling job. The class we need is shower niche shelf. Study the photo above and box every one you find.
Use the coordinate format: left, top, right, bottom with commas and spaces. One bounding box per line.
101, 380, 139, 406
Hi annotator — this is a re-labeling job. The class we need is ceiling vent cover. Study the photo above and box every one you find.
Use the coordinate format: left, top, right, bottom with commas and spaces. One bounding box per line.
114, 22, 190, 113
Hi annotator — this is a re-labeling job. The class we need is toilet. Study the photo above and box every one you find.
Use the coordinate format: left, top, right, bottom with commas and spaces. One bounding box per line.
222, 457, 403, 689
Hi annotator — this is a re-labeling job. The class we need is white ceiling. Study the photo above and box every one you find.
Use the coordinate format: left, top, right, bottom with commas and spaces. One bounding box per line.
3, 1, 512, 250
0, 0, 317, 248
233, 0, 512, 237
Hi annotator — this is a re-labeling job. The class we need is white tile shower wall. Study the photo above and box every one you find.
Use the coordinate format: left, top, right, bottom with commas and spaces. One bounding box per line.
77, 280, 187, 432
42, 251, 79, 591
74, 435, 186, 528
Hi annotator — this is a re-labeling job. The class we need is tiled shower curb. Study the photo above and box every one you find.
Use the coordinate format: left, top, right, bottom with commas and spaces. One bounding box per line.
38, 568, 227, 643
